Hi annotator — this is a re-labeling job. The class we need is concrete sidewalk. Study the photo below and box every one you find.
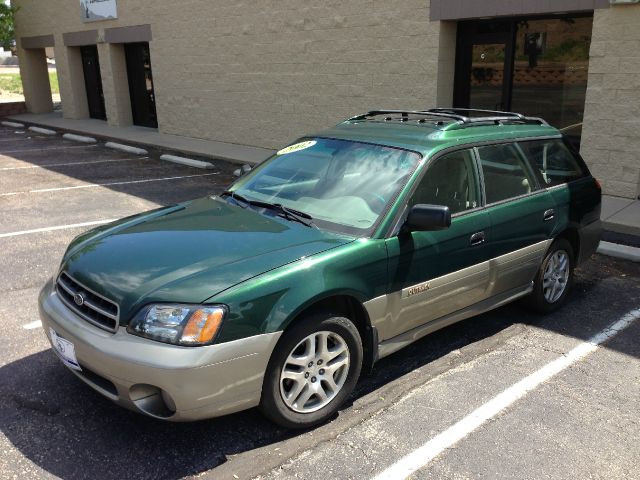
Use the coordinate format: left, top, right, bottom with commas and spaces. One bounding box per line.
6, 112, 274, 166
601, 196, 640, 237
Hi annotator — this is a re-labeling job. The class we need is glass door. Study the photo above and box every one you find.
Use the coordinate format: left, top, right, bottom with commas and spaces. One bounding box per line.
80, 45, 107, 120
124, 42, 158, 128
454, 21, 514, 113
454, 15, 593, 147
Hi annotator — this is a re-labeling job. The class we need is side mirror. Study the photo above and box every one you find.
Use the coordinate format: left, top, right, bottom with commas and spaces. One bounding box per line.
233, 164, 253, 177
403, 204, 451, 232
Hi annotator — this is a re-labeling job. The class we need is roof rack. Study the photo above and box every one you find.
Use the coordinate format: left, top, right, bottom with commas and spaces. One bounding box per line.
347, 109, 549, 129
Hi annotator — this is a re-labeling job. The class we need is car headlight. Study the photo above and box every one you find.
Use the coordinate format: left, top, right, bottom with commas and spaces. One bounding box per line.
127, 304, 226, 346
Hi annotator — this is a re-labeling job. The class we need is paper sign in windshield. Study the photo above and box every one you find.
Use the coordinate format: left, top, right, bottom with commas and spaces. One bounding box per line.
277, 141, 317, 156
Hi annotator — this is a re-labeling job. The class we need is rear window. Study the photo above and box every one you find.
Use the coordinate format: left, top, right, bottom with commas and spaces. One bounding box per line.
518, 139, 588, 187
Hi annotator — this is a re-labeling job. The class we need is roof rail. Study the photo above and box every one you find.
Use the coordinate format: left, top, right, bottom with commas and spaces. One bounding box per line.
347, 109, 549, 129
348, 110, 467, 123
426, 108, 525, 120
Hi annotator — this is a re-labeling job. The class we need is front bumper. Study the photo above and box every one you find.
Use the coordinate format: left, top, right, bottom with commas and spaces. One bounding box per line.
38, 279, 282, 421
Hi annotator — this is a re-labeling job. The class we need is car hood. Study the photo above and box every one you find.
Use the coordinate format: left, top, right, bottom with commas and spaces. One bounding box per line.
62, 196, 354, 323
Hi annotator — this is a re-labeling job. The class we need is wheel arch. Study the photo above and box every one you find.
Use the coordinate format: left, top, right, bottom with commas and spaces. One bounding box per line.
281, 293, 378, 374
554, 227, 580, 261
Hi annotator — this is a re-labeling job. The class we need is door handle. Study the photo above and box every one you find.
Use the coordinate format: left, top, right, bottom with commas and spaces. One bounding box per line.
470, 231, 485, 246
543, 209, 555, 222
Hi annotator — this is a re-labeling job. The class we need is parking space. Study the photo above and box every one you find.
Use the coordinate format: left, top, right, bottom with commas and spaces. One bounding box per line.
0, 127, 639, 480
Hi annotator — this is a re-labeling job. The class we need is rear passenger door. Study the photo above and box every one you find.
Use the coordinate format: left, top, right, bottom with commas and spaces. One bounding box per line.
476, 142, 556, 298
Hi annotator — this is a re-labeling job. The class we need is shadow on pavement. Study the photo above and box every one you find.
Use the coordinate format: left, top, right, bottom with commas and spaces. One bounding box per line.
0, 126, 239, 206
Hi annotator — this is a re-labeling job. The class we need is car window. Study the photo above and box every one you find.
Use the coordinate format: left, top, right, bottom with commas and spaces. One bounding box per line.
518, 139, 588, 186
230, 138, 422, 236
410, 149, 479, 215
477, 143, 537, 204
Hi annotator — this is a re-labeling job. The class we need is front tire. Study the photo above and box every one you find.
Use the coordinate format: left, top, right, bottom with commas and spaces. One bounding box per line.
525, 238, 574, 313
260, 313, 363, 429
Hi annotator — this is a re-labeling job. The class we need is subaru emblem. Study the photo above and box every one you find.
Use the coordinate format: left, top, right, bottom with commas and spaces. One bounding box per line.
73, 292, 85, 306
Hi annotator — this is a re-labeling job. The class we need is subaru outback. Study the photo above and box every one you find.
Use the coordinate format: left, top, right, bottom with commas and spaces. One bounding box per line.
39, 108, 601, 428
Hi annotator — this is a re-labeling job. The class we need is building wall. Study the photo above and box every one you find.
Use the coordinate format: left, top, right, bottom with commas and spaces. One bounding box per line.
13, 0, 453, 150
13, 1, 639, 199
582, 5, 640, 199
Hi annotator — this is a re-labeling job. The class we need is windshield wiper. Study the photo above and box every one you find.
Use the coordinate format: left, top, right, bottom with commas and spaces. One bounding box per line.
220, 190, 251, 207
221, 191, 317, 228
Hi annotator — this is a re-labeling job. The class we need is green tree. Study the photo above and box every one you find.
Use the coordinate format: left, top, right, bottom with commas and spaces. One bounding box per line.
0, 4, 18, 51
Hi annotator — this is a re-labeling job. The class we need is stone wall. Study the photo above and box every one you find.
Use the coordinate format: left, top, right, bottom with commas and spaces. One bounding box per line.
582, 5, 640, 199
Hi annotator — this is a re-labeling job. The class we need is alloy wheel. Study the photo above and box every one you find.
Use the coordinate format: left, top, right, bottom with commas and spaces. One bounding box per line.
542, 250, 570, 303
279, 330, 350, 414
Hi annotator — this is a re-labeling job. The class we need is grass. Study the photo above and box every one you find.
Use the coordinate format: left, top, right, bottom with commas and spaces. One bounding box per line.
0, 72, 60, 95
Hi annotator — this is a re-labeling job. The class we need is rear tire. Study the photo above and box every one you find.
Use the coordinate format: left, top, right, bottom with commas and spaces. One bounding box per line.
524, 238, 574, 314
259, 312, 363, 429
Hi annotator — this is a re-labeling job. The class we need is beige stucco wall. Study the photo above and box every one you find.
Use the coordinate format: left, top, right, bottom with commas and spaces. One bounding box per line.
13, 0, 454, 149
582, 5, 640, 199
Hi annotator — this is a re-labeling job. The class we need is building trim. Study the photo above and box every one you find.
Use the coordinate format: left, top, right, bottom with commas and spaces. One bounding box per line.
20, 34, 55, 49
63, 30, 99, 47
104, 24, 152, 44
430, 0, 609, 21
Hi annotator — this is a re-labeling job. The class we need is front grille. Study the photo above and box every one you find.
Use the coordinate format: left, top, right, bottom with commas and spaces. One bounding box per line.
56, 272, 119, 333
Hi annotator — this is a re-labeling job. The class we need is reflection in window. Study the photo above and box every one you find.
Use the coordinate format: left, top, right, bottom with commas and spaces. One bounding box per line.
477, 143, 537, 204
519, 139, 588, 186
511, 17, 593, 149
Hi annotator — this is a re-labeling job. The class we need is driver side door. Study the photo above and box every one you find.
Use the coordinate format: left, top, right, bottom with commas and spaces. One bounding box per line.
375, 148, 493, 342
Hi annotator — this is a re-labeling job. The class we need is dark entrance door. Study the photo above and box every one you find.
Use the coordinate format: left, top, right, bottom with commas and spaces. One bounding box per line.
80, 45, 106, 120
124, 42, 158, 128
454, 21, 515, 112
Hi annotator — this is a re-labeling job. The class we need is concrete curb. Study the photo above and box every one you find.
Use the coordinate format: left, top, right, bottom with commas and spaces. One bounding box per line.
104, 142, 148, 155
2, 121, 24, 128
28, 126, 57, 136
62, 133, 97, 144
159, 154, 213, 169
597, 241, 640, 262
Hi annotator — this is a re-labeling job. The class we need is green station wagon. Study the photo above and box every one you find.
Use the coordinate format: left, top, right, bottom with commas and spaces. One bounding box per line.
39, 109, 601, 428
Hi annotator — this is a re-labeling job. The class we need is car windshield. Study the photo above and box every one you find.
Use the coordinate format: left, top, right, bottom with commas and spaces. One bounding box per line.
228, 138, 422, 236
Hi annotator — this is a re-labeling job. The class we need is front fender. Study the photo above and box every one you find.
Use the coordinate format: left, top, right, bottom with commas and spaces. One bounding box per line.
209, 238, 389, 343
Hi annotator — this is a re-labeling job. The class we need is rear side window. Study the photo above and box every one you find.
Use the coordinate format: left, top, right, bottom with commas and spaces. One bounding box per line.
476, 143, 537, 204
518, 139, 588, 187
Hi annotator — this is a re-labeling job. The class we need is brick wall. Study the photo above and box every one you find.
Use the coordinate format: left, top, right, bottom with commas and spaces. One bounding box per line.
581, 5, 640, 199
13, 0, 453, 150
0, 102, 27, 117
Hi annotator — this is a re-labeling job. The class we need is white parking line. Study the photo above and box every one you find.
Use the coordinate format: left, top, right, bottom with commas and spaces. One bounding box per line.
0, 157, 149, 171
23, 320, 42, 330
0, 172, 218, 196
373, 307, 640, 480
0, 144, 97, 155
0, 219, 116, 239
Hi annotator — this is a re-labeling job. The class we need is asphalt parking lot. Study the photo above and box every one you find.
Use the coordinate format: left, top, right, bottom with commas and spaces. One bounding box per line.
0, 125, 639, 480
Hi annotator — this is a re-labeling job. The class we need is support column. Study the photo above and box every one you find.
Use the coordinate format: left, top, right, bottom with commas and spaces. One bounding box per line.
436, 21, 457, 108
97, 42, 132, 127
18, 47, 53, 114
54, 43, 90, 119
